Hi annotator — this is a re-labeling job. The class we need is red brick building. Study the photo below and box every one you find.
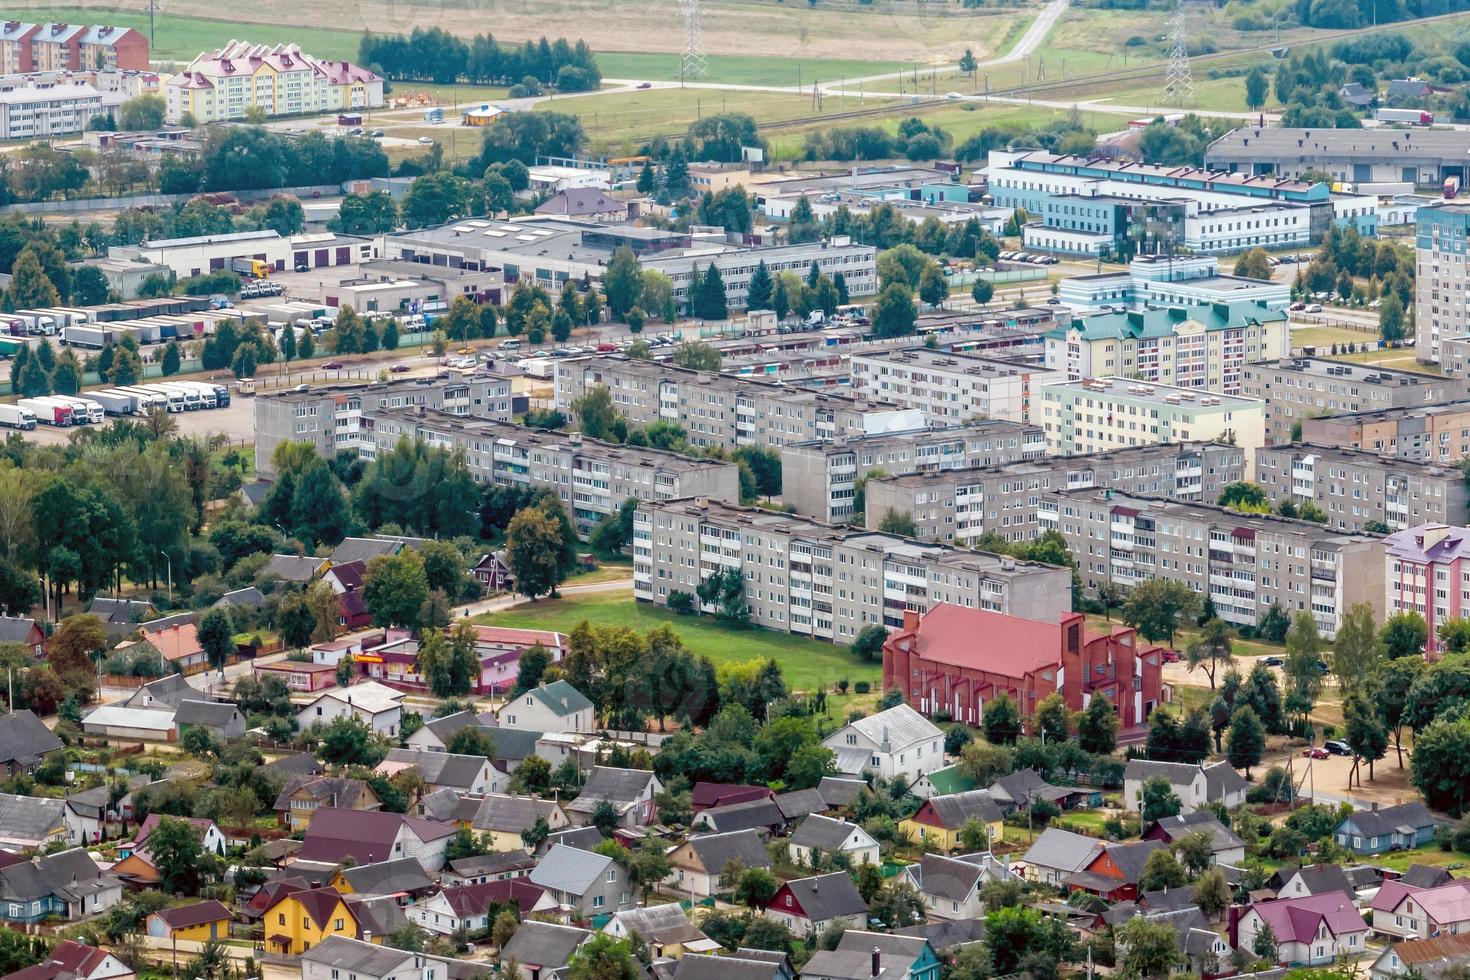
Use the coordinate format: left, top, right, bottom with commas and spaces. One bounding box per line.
881, 604, 1168, 733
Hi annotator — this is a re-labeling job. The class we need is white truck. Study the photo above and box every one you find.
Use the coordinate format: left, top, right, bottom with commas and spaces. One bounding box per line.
117, 386, 179, 413
149, 383, 201, 410
50, 395, 103, 424
91, 390, 142, 416
12, 312, 56, 336
169, 381, 217, 409
0, 404, 36, 430
18, 396, 72, 426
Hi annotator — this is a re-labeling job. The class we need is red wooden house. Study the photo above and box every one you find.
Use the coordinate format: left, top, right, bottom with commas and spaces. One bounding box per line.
1061, 839, 1165, 902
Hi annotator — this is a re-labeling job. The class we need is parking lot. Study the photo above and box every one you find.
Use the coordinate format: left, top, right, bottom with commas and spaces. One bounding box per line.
17, 394, 256, 447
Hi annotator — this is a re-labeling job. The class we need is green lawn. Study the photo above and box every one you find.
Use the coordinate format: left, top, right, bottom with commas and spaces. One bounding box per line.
597, 53, 910, 88
476, 589, 881, 692
23, 8, 363, 62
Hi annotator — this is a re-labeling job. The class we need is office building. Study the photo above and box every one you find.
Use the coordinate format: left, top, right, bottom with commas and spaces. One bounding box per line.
386, 217, 877, 310
1300, 400, 1470, 462
1256, 443, 1469, 533
165, 40, 383, 124
1238, 358, 1465, 445
361, 410, 741, 534
0, 81, 101, 139
1040, 488, 1386, 639
1384, 523, 1470, 655
1044, 300, 1289, 392
253, 378, 513, 477
1416, 201, 1470, 363
632, 498, 1072, 644
1058, 254, 1291, 312
1039, 378, 1265, 465
554, 356, 921, 453
863, 442, 1246, 545
847, 349, 1063, 424
780, 421, 1046, 524
1204, 126, 1470, 188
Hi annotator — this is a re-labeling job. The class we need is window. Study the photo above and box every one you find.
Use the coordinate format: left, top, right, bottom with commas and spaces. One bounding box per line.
334, 918, 344, 930
279, 914, 286, 925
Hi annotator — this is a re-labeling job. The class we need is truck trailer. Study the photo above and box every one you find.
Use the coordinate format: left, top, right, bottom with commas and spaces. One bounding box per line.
91, 390, 142, 416
50, 395, 103, 424
147, 383, 201, 410
63, 325, 115, 350
0, 405, 36, 430
18, 397, 72, 426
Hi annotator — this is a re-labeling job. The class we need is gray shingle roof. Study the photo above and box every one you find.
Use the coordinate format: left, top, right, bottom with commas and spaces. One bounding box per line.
528, 843, 615, 896
501, 920, 590, 968
124, 674, 195, 709
0, 617, 38, 643
683, 829, 772, 873
0, 710, 62, 768
488, 728, 542, 762
215, 587, 266, 611
469, 794, 562, 834
1021, 827, 1101, 875
339, 857, 433, 897
1106, 840, 1166, 885
790, 815, 865, 852
528, 680, 593, 717
0, 848, 108, 902
673, 953, 783, 980
329, 538, 404, 565
818, 777, 866, 808
173, 699, 241, 728
423, 710, 480, 745
1402, 865, 1454, 889
839, 704, 942, 749
0, 793, 65, 845
261, 554, 323, 583
301, 935, 417, 975
926, 790, 1003, 829
1203, 761, 1248, 799
1342, 801, 1440, 838
774, 788, 827, 821
893, 918, 985, 952
542, 826, 604, 853
1149, 812, 1245, 853
1273, 864, 1354, 896
447, 850, 535, 878
908, 853, 983, 902
781, 871, 867, 921
383, 748, 487, 790
577, 766, 654, 804
695, 798, 785, 833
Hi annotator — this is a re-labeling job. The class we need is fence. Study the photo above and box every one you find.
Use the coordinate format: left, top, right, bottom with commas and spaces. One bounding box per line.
0, 184, 343, 215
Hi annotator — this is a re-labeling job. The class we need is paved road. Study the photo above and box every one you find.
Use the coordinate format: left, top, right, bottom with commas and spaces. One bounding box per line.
983, 0, 1069, 67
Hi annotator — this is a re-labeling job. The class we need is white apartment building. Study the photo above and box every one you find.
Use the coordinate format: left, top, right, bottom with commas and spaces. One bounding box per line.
848, 349, 1063, 424
0, 81, 100, 139
165, 39, 383, 124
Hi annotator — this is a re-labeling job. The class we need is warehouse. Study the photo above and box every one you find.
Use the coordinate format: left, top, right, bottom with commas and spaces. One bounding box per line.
1204, 126, 1470, 189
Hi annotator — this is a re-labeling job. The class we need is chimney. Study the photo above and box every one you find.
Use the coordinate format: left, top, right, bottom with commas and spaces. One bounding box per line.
871, 949, 881, 978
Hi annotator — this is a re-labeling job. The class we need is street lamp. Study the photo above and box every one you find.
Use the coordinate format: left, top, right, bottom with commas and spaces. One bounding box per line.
159, 550, 172, 605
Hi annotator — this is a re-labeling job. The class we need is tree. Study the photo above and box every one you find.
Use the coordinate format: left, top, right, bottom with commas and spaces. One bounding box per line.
1380, 611, 1428, 660
160, 340, 182, 376
1122, 579, 1201, 646
872, 282, 916, 338
878, 508, 917, 537
317, 715, 385, 768
868, 880, 927, 929
671, 341, 721, 371
982, 691, 1022, 746
1245, 66, 1270, 110
1283, 611, 1324, 734
1380, 292, 1406, 342
277, 592, 316, 653
1344, 691, 1388, 787
1252, 921, 1278, 962
149, 816, 204, 894
118, 94, 166, 130
8, 249, 59, 309
1241, 660, 1285, 734
572, 386, 618, 441
1233, 247, 1273, 281
566, 935, 639, 980
1193, 866, 1230, 919
971, 279, 993, 306
1078, 693, 1118, 755
851, 624, 887, 663
747, 259, 773, 310
734, 867, 779, 909
1140, 775, 1182, 823
1035, 692, 1070, 743
1116, 917, 1183, 979
1226, 705, 1265, 778
1187, 618, 1235, 689
1138, 848, 1186, 891
196, 608, 234, 671
604, 245, 642, 320
48, 614, 106, 689
958, 739, 1014, 786
692, 264, 728, 320
1333, 602, 1381, 695
1217, 481, 1268, 511
1442, 618, 1470, 655
506, 503, 570, 600
918, 264, 948, 308
362, 551, 429, 628
1379, 655, 1424, 768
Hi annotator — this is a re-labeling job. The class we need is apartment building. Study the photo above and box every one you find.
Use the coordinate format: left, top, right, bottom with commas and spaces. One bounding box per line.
864, 442, 1246, 545
165, 40, 383, 124
1301, 400, 1470, 462
1058, 254, 1291, 312
30, 24, 84, 72
361, 410, 741, 534
253, 378, 513, 477
1038, 377, 1265, 466
0, 23, 38, 74
0, 81, 101, 139
1384, 523, 1470, 655
632, 498, 1072, 645
1044, 301, 1289, 393
780, 421, 1046, 524
1040, 488, 1387, 639
1255, 443, 1469, 533
554, 356, 921, 453
1415, 201, 1470, 363
847, 349, 1063, 424
76, 27, 149, 72
1238, 358, 1466, 445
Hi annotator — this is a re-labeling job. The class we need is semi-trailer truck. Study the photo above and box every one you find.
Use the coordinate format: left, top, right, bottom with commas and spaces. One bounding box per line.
114, 387, 172, 413
50, 395, 103, 424
230, 258, 271, 279
128, 385, 184, 412
0, 405, 36, 430
149, 383, 201, 410
12, 312, 55, 336
172, 381, 219, 409
1377, 107, 1434, 125
91, 390, 140, 416
63, 325, 114, 350
18, 397, 72, 426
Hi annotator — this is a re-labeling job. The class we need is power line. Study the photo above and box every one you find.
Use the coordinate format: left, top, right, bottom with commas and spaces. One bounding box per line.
1162, 0, 1194, 106
680, 0, 709, 83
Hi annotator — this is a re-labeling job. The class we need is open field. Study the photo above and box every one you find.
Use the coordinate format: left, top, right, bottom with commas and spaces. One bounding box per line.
475, 588, 881, 691
598, 53, 913, 88
1291, 324, 1379, 349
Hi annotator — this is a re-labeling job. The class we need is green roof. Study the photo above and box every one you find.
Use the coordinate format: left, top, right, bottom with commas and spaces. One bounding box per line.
921, 764, 978, 797
1044, 300, 1287, 342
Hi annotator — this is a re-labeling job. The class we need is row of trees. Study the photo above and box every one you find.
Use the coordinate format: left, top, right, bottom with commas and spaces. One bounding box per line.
359, 28, 601, 91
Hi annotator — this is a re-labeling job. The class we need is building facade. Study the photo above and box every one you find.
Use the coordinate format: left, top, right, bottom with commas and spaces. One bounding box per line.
165, 40, 383, 124
1205, 126, 1470, 189
253, 378, 514, 477
1057, 255, 1291, 312
1255, 444, 1469, 533
847, 349, 1063, 424
1416, 202, 1470, 364
1300, 400, 1470, 462
1043, 301, 1289, 393
1041, 488, 1387, 639
780, 421, 1046, 524
1038, 377, 1265, 465
1383, 523, 1470, 656
1238, 358, 1466, 445
632, 498, 1072, 644
0, 81, 101, 139
864, 442, 1246, 545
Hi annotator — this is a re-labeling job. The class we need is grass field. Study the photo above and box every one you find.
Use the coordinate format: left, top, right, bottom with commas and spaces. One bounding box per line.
1291, 324, 1379, 350
19, 7, 362, 62
597, 53, 912, 88
476, 589, 881, 692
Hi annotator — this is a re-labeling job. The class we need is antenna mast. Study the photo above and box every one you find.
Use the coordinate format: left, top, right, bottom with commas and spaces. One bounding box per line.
1162, 0, 1194, 106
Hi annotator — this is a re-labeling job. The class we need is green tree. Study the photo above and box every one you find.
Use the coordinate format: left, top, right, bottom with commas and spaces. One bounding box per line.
982, 691, 1021, 746
1380, 292, 1406, 342
1245, 66, 1270, 110
316, 715, 385, 768
505, 503, 570, 600
746, 259, 773, 310
149, 816, 204, 894
1138, 848, 1186, 891
1187, 617, 1235, 690
1332, 602, 1381, 695
572, 386, 619, 441
1034, 692, 1070, 743
1122, 579, 1201, 646
160, 340, 182, 376
604, 245, 642, 320
1140, 775, 1182, 822
1343, 691, 1388, 787
1379, 655, 1424, 768
1116, 917, 1183, 979
277, 592, 316, 653
362, 551, 429, 628
1380, 611, 1428, 660
566, 935, 639, 980
1226, 705, 1265, 777
196, 607, 235, 671
872, 282, 916, 338
8, 249, 59, 309
671, 341, 721, 371
878, 508, 917, 536
734, 867, 779, 909
1078, 693, 1118, 755
851, 624, 887, 663
918, 264, 948, 308
1283, 611, 1324, 734
971, 279, 993, 305
1218, 481, 1269, 510
1441, 618, 1470, 655
1234, 247, 1273, 281
1193, 866, 1230, 918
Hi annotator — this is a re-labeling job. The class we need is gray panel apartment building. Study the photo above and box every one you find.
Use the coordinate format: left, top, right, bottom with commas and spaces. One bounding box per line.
864, 442, 1246, 545
1039, 488, 1386, 639
554, 356, 921, 453
1300, 401, 1470, 462
1255, 443, 1469, 533
780, 421, 1046, 524
362, 409, 741, 534
632, 498, 1071, 645
847, 348, 1064, 424
253, 376, 514, 477
1238, 358, 1466, 446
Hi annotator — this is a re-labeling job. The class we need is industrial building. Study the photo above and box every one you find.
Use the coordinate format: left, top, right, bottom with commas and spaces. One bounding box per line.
108, 230, 378, 281
1204, 126, 1470, 189
1038, 377, 1265, 464
1255, 443, 1469, 533
847, 349, 1063, 424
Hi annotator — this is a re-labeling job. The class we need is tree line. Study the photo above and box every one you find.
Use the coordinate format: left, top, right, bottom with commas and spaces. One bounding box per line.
359, 28, 601, 92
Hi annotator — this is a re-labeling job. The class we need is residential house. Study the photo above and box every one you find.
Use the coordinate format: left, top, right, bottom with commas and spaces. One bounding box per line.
603, 903, 718, 957
379, 749, 499, 795
134, 814, 225, 855
0, 794, 68, 851
818, 778, 867, 811
821, 704, 945, 782
471, 552, 513, 594
1371, 932, 1470, 980
692, 783, 774, 812
214, 587, 266, 615
788, 815, 880, 867
0, 617, 43, 658
902, 853, 1012, 921
664, 829, 772, 899
1336, 802, 1442, 855
900, 791, 1004, 853
145, 900, 232, 941
1370, 877, 1434, 941
910, 766, 977, 802
296, 682, 404, 737
405, 710, 491, 753
273, 776, 381, 831
892, 919, 987, 955
138, 623, 208, 674
465, 794, 569, 850
1234, 892, 1369, 967
323, 561, 372, 630
334, 858, 435, 901
541, 826, 604, 855
329, 537, 408, 565
774, 789, 829, 823
261, 885, 369, 957
806, 933, 940, 980
260, 554, 329, 587
564, 767, 660, 829
1271, 865, 1357, 901
1379, 878, 1470, 939
255, 660, 337, 692
121, 675, 196, 710
86, 597, 155, 643
3, 942, 132, 980
297, 808, 456, 871
63, 785, 109, 846
80, 705, 176, 742
499, 921, 592, 980
766, 872, 868, 938
1019, 828, 1102, 886
0, 850, 121, 924
301, 936, 442, 980
498, 680, 594, 733
1123, 760, 1248, 815
409, 879, 554, 935
1143, 812, 1247, 866
1064, 840, 1166, 902
173, 700, 246, 740
671, 952, 790, 980
692, 798, 787, 835
1129, 907, 1233, 976
441, 851, 536, 887
529, 843, 633, 915
1403, 865, 1456, 888
987, 769, 1100, 813
0, 711, 63, 776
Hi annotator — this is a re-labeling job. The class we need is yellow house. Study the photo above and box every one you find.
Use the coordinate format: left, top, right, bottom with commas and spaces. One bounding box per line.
146, 900, 233, 942
464, 794, 568, 851
262, 886, 367, 956
274, 775, 381, 832
899, 790, 1004, 853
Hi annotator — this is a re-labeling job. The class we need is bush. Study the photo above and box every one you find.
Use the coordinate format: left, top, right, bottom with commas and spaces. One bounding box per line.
668, 590, 695, 614
854, 680, 871, 694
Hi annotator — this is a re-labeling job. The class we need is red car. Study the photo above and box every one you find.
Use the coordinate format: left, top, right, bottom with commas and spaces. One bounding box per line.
1302, 747, 1329, 759
1161, 649, 1182, 663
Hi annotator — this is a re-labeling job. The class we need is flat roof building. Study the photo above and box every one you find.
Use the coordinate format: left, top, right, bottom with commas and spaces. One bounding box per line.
1237, 357, 1466, 445
848, 349, 1063, 425
1058, 254, 1291, 312
1415, 201, 1470, 363
1255, 443, 1469, 533
633, 498, 1072, 646
1205, 126, 1470, 188
1300, 400, 1470, 462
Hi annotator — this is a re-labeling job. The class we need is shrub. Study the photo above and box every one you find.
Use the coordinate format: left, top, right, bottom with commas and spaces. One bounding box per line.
854, 680, 871, 694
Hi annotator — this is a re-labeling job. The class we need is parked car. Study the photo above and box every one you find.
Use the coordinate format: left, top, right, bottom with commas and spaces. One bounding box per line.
388, 363, 409, 373
323, 361, 344, 370
637, 81, 652, 89
1324, 739, 1352, 755
1302, 746, 1329, 759
1161, 649, 1182, 663
1289, 301, 1306, 311
295, 263, 310, 273
1262, 656, 1284, 667
418, 136, 435, 145
1304, 303, 1323, 313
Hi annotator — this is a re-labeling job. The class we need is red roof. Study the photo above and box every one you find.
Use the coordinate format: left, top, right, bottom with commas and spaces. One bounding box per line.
692, 782, 774, 810
438, 879, 547, 917
904, 605, 1063, 678
154, 900, 232, 930
134, 814, 216, 847
6, 942, 114, 980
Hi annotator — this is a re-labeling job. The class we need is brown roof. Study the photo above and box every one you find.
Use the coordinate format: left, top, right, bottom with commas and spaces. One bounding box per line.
155, 899, 232, 930
268, 886, 351, 931
1395, 932, 1470, 965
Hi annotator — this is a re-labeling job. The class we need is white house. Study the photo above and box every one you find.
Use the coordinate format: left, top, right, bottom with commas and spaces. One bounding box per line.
295, 681, 404, 737
408, 880, 557, 935
302, 935, 445, 980
1236, 893, 1369, 967
1122, 760, 1248, 815
821, 704, 944, 782
497, 680, 594, 733
788, 815, 880, 867
1380, 879, 1470, 940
